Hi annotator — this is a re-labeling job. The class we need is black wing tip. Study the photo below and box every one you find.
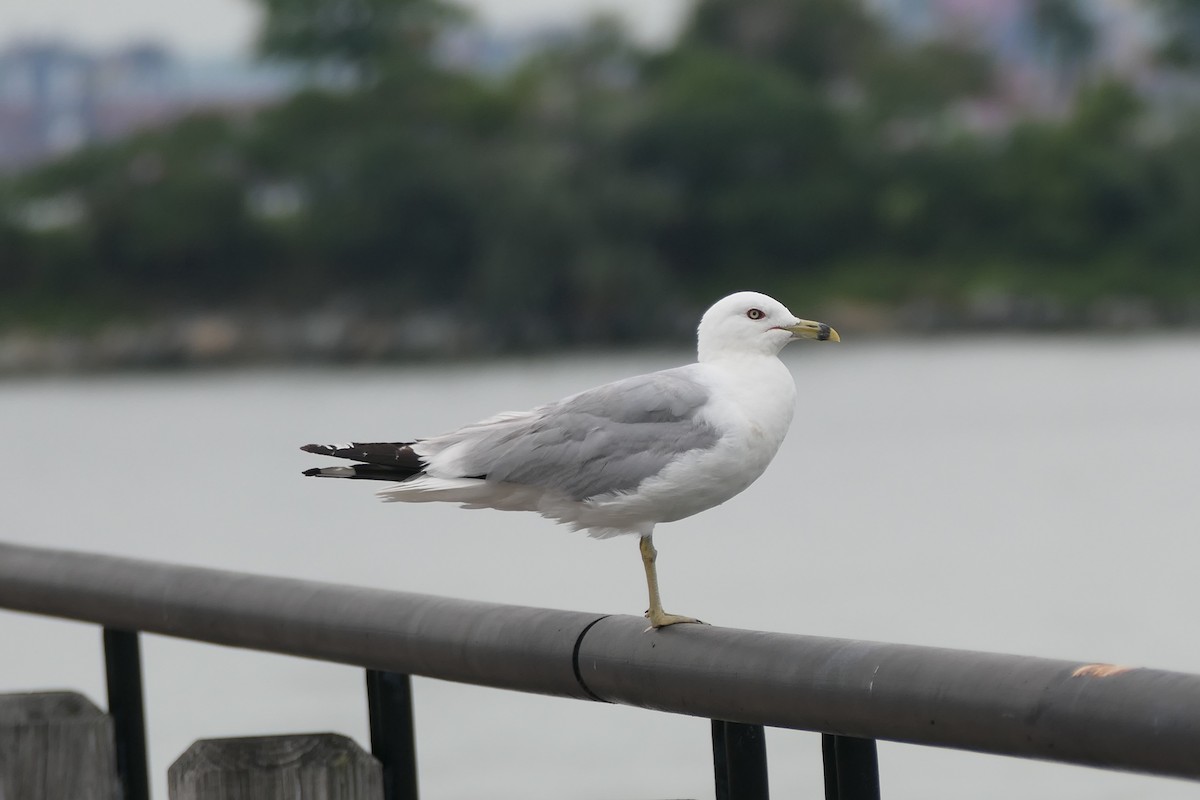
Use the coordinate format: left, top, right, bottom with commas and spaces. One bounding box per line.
300, 441, 425, 481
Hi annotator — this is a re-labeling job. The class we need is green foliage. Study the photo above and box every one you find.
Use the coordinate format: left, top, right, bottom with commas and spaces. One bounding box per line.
859, 41, 992, 122
630, 48, 860, 286
683, 0, 885, 84
1144, 0, 1200, 67
8, 116, 269, 309
3, 0, 1200, 346
1031, 0, 1097, 69
255, 0, 463, 82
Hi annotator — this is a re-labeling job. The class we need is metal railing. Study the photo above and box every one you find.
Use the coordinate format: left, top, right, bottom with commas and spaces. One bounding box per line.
2, 539, 1199, 800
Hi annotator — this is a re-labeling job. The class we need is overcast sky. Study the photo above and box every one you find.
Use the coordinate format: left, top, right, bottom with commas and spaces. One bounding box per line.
0, 0, 689, 57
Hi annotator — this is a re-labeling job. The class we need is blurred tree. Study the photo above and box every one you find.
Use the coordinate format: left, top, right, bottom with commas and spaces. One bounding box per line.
630, 49, 861, 289
0, 208, 32, 297
1029, 0, 1097, 99
1142, 123, 1200, 291
470, 17, 676, 342
12, 116, 270, 309
253, 0, 464, 82
244, 0, 503, 308
859, 40, 991, 124
682, 0, 884, 84
982, 83, 1148, 278
3, 0, 1199, 342
246, 70, 496, 307
1143, 0, 1200, 67
634, 0, 990, 296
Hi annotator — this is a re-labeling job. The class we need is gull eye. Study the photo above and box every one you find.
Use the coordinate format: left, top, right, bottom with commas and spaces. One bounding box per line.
746, 308, 765, 320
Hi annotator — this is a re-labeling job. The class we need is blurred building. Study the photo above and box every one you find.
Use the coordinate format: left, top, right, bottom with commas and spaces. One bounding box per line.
872, 0, 1162, 114
0, 40, 295, 173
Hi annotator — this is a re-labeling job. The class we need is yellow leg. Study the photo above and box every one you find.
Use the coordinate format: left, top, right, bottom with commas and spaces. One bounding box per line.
640, 534, 703, 629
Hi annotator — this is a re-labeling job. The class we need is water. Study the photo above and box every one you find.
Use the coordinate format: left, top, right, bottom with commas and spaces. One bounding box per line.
1, 336, 1198, 800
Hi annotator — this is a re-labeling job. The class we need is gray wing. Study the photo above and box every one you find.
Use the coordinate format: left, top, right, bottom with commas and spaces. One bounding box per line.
449, 367, 720, 501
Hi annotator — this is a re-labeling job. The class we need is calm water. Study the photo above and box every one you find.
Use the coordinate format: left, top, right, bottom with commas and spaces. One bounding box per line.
1, 336, 1199, 800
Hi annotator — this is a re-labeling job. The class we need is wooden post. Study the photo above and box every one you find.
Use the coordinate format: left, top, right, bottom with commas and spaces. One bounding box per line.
0, 691, 120, 800
169, 733, 383, 800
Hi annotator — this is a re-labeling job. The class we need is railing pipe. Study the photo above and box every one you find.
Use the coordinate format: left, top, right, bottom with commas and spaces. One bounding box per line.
575, 616, 1200, 777
0, 541, 599, 700
2, 541, 1199, 782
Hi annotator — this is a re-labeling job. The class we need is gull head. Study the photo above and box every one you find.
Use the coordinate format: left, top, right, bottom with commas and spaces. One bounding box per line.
696, 291, 839, 362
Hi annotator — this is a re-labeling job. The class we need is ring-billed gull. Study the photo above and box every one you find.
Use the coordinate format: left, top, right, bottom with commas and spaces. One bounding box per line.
302, 291, 839, 628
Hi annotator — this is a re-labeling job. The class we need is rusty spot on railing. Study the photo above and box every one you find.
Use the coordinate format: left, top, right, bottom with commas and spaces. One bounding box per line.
1072, 663, 1134, 678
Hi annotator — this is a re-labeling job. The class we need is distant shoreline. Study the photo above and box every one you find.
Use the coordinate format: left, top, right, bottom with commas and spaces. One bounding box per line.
3, 295, 1198, 376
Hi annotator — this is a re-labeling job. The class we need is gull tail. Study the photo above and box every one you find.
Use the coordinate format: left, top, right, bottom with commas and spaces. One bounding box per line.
301, 441, 425, 483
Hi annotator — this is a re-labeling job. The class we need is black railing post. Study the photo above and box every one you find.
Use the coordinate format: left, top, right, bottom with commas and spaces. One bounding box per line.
367, 669, 419, 800
712, 720, 769, 800
103, 628, 150, 800
822, 734, 880, 800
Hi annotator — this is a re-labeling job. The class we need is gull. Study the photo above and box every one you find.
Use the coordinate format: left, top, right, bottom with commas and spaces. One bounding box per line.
302, 291, 839, 628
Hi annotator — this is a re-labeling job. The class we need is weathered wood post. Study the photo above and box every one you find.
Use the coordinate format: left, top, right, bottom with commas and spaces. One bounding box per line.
168, 733, 383, 800
0, 691, 121, 800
